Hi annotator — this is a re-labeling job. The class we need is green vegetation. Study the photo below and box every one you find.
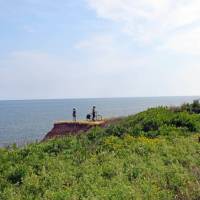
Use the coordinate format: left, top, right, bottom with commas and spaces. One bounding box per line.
1, 106, 200, 200
172, 100, 200, 114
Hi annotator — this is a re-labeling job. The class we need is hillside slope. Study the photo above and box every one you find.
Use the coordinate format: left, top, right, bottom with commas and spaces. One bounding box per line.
0, 107, 200, 200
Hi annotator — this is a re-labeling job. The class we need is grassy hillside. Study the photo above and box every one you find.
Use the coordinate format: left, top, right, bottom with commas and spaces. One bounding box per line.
1, 106, 200, 200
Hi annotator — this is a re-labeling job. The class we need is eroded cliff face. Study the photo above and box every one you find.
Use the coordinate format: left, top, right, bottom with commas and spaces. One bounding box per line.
44, 121, 106, 140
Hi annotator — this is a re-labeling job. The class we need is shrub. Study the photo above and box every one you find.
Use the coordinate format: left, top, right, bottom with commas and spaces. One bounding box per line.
1, 106, 200, 199
7, 166, 26, 185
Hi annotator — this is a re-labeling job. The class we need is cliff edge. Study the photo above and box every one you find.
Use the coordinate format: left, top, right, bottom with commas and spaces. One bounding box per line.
44, 120, 107, 141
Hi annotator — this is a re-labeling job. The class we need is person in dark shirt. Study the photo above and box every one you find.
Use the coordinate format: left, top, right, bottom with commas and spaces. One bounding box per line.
72, 108, 77, 122
92, 106, 96, 121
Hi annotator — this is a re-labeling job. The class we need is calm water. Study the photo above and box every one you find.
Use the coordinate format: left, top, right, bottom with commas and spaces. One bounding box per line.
0, 96, 199, 147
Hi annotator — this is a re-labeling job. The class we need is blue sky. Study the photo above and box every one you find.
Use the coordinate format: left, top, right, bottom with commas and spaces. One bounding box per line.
0, 0, 200, 100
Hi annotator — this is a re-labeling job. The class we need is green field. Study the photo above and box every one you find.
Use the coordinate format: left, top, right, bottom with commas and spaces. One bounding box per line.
1, 105, 200, 200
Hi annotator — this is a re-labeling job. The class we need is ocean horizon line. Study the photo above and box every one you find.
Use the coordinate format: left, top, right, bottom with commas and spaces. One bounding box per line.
0, 95, 199, 102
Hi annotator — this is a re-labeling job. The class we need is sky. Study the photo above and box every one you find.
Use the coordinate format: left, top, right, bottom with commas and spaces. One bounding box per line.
0, 0, 200, 100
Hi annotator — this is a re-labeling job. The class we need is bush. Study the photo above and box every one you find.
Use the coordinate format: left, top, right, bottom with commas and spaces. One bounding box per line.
1, 106, 200, 199
177, 100, 200, 114
7, 166, 26, 185
112, 107, 200, 138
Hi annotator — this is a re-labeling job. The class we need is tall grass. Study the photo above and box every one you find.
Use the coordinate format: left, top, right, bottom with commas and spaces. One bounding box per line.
0, 106, 200, 199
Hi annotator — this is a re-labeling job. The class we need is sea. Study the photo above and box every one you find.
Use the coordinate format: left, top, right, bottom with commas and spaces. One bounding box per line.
0, 96, 199, 147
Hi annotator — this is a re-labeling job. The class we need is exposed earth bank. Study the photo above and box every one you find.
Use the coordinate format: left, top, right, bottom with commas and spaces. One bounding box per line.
44, 118, 121, 141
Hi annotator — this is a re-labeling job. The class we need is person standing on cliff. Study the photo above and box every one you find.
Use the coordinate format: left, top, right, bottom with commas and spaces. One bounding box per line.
72, 108, 77, 122
92, 106, 96, 121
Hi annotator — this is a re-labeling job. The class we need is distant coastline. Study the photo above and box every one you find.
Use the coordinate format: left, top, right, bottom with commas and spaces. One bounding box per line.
0, 96, 199, 147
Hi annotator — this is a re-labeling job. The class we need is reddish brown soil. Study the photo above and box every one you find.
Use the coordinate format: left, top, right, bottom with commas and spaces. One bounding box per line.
44, 121, 106, 141
43, 118, 122, 141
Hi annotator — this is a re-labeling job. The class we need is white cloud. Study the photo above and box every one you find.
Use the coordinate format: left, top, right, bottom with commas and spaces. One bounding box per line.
177, 65, 200, 95
87, 0, 200, 53
75, 34, 149, 74
75, 32, 200, 97
164, 27, 200, 55
0, 48, 199, 99
0, 50, 149, 99
75, 35, 115, 52
0, 51, 81, 99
